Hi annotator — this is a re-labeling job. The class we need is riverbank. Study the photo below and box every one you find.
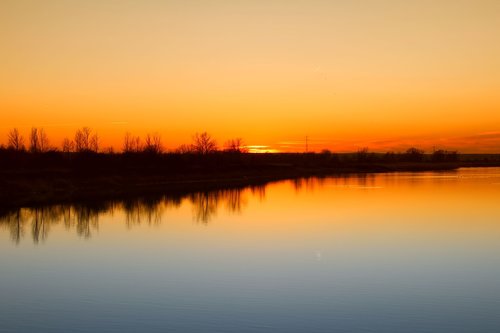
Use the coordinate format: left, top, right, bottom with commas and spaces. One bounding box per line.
0, 162, 482, 210
2, 151, 500, 208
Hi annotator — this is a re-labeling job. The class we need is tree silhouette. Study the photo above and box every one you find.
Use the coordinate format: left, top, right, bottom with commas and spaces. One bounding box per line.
123, 132, 142, 153
29, 128, 39, 153
356, 147, 370, 162
74, 127, 99, 153
39, 129, 49, 152
192, 132, 217, 154
7, 128, 25, 151
29, 127, 49, 153
62, 138, 74, 153
175, 144, 194, 154
432, 149, 459, 162
90, 133, 99, 153
143, 133, 163, 154
405, 147, 424, 161
224, 138, 247, 153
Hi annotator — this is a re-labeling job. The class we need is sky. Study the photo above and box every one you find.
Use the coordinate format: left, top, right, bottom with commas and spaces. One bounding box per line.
0, 0, 499, 153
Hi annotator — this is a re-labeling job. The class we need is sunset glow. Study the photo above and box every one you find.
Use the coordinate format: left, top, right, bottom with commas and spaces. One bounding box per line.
1, 0, 499, 152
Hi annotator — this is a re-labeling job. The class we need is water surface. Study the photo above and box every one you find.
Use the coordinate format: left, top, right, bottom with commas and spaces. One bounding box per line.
1, 168, 500, 333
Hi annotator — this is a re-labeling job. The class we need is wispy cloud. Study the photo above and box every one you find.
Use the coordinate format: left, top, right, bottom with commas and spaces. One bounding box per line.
268, 131, 500, 153
461, 131, 500, 140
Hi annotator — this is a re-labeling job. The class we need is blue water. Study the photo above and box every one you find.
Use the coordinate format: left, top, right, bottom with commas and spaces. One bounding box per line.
1, 168, 500, 332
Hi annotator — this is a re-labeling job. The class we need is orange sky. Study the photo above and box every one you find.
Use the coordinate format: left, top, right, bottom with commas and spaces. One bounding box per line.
1, 0, 499, 153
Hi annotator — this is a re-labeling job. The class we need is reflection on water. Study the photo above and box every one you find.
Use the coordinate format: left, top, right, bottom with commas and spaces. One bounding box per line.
1, 168, 500, 333
0, 169, 480, 245
0, 174, 395, 244
1, 204, 104, 244
0, 174, 383, 244
0, 185, 269, 244
2, 168, 495, 245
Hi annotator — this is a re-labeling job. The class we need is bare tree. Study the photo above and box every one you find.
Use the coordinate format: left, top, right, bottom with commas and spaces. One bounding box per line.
224, 138, 247, 153
356, 147, 370, 162
74, 127, 90, 152
123, 132, 142, 153
62, 138, 74, 153
74, 127, 98, 153
432, 149, 459, 162
123, 132, 134, 153
7, 128, 25, 151
143, 133, 163, 154
38, 128, 49, 152
90, 132, 99, 153
192, 132, 217, 154
29, 127, 49, 153
175, 144, 194, 154
405, 147, 424, 162
29, 128, 39, 153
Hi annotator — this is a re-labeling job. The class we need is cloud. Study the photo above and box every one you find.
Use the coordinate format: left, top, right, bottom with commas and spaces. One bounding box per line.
322, 131, 500, 153
461, 131, 500, 140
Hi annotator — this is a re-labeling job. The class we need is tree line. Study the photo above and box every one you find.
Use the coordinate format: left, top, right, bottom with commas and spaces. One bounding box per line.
3, 127, 247, 154
352, 146, 459, 162
2, 127, 459, 160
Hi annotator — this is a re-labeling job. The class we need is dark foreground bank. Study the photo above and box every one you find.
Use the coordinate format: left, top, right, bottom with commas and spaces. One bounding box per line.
1, 151, 499, 208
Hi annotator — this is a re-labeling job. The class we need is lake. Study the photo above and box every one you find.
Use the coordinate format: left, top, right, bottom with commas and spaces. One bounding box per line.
1, 167, 500, 333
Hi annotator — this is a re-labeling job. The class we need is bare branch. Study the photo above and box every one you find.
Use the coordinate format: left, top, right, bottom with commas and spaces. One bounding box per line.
7, 128, 25, 151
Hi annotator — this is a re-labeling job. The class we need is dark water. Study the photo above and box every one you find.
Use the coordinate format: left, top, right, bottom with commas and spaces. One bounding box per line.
1, 168, 500, 333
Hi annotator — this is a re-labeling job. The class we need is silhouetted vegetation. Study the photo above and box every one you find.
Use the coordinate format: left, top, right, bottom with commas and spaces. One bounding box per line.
29, 127, 50, 153
356, 147, 373, 162
123, 132, 142, 153
7, 128, 25, 151
191, 132, 217, 154
224, 138, 248, 153
143, 133, 163, 154
404, 147, 425, 162
432, 149, 459, 162
1, 126, 498, 208
74, 127, 99, 153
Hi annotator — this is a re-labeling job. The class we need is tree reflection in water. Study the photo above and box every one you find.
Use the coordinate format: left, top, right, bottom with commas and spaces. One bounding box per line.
123, 197, 168, 228
0, 175, 381, 244
187, 186, 257, 223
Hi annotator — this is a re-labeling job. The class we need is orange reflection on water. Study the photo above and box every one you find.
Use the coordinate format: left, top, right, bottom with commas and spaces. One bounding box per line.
1, 168, 499, 251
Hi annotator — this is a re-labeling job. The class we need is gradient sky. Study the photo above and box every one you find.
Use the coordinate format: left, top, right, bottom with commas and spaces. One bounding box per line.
1, 0, 499, 152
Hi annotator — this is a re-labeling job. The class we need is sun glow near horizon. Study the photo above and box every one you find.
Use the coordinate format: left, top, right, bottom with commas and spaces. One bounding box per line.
1, 0, 499, 153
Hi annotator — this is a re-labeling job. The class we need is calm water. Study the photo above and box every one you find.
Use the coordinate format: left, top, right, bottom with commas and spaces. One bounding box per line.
1, 168, 500, 333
